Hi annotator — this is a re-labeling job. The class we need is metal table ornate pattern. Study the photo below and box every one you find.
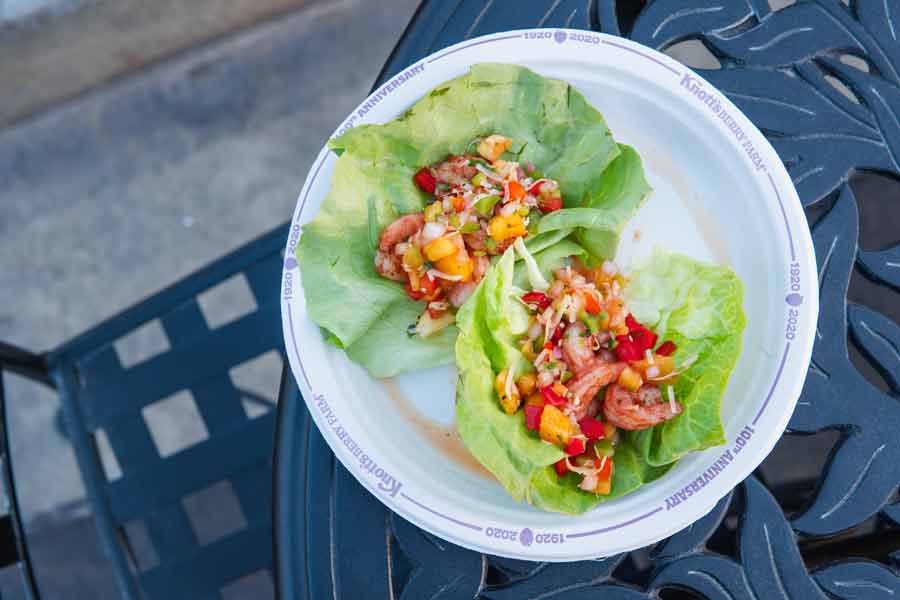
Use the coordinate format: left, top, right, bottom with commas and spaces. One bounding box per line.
274, 1, 900, 598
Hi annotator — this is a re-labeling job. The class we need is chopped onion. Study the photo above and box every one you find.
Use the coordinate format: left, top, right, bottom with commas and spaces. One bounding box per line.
514, 237, 550, 292
579, 475, 598, 491
395, 242, 409, 255
427, 268, 462, 282
534, 349, 550, 367
527, 321, 543, 340
475, 163, 503, 182
537, 370, 555, 387
645, 349, 654, 364
565, 457, 599, 476
500, 201, 521, 217
602, 260, 618, 276
668, 386, 677, 413
646, 366, 661, 379
422, 222, 447, 243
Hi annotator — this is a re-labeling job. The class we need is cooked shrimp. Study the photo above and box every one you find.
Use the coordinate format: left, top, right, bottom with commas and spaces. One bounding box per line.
566, 360, 626, 420
378, 214, 425, 252
561, 322, 595, 374
446, 282, 478, 307
374, 249, 406, 281
435, 155, 477, 187
603, 384, 682, 430
463, 229, 486, 251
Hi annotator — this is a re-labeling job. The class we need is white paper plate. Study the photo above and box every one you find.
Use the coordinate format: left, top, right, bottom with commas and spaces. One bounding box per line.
281, 29, 817, 561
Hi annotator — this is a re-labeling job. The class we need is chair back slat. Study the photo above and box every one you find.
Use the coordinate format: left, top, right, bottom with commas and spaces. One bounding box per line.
47, 224, 289, 598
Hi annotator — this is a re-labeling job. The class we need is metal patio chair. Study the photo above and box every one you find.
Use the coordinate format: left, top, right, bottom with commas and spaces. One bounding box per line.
0, 223, 289, 599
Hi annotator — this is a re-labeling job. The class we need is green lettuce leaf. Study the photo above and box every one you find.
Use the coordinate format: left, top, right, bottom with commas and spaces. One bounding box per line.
576, 144, 652, 260
625, 247, 746, 466
457, 245, 745, 513
299, 63, 628, 376
456, 246, 673, 514
456, 250, 562, 500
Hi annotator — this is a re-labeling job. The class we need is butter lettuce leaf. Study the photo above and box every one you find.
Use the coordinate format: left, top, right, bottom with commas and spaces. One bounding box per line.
625, 248, 746, 466
457, 245, 745, 514
299, 63, 630, 376
456, 246, 671, 514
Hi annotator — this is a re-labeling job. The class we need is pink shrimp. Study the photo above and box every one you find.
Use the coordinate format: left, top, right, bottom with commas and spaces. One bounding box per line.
378, 214, 424, 252
434, 155, 477, 187
566, 360, 626, 421
446, 282, 478, 307
561, 322, 595, 375
603, 384, 682, 430
374, 250, 406, 281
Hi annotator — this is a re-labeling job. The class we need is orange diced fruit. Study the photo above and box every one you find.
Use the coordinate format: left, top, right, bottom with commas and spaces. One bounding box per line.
618, 367, 643, 392
516, 372, 537, 396
435, 251, 474, 281
423, 236, 457, 261
494, 369, 520, 415
477, 135, 513, 161
539, 405, 575, 446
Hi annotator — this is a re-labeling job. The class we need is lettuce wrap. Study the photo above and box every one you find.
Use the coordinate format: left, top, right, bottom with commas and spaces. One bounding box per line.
297, 63, 650, 377
455, 246, 745, 514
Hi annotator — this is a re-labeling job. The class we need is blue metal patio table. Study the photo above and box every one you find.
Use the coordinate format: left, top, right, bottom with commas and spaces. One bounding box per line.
274, 1, 900, 598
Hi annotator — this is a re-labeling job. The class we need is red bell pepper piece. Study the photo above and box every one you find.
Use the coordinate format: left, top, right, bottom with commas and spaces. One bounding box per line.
527, 180, 545, 195
554, 458, 569, 477
524, 404, 544, 430
657, 341, 677, 356
507, 180, 526, 202
405, 274, 439, 302
623, 314, 657, 352
565, 438, 586, 456
551, 323, 565, 344
631, 328, 658, 352
614, 336, 642, 362
578, 417, 605, 440
597, 456, 613, 481
522, 291, 551, 311
413, 168, 436, 193
538, 195, 563, 212
625, 314, 641, 332
540, 385, 566, 407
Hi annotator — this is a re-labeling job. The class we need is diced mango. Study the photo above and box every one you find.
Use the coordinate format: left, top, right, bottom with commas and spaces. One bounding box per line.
593, 478, 612, 495
520, 339, 537, 362
494, 369, 521, 415
435, 250, 474, 282
539, 405, 575, 446
618, 367, 643, 392
516, 372, 537, 396
477, 135, 513, 161
423, 201, 443, 222
488, 214, 527, 242
424, 236, 457, 261
525, 392, 544, 407
632, 355, 677, 384
414, 311, 455, 338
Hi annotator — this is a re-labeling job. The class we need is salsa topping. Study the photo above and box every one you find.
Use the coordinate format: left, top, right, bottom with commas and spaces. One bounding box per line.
496, 256, 687, 496
374, 135, 565, 337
